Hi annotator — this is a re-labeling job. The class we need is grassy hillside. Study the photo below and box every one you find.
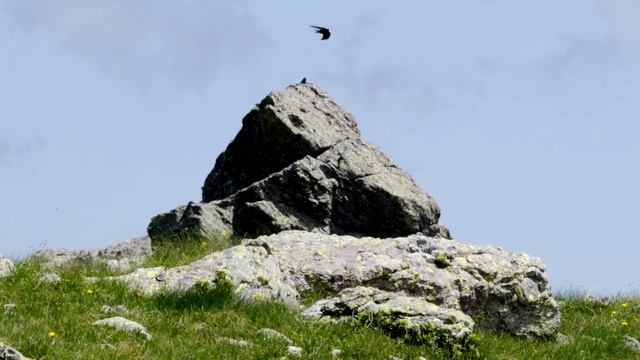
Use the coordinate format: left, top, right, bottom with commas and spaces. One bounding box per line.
1, 237, 638, 359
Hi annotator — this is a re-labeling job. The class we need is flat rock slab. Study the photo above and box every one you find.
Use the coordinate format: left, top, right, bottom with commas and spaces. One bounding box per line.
114, 231, 559, 340
257, 328, 294, 345
215, 336, 251, 348
93, 316, 152, 340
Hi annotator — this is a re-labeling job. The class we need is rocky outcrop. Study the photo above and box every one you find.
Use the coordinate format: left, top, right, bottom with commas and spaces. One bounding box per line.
114, 231, 560, 342
149, 84, 447, 243
0, 253, 14, 278
33, 235, 151, 269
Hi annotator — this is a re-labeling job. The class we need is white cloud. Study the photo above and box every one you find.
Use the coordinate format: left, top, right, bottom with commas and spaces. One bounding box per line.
1, 1, 273, 91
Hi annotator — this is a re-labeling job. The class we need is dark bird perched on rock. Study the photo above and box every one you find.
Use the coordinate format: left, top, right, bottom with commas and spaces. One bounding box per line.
300, 77, 307, 84
311, 25, 330, 40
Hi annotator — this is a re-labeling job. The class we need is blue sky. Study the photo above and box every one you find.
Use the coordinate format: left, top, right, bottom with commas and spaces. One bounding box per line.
1, 1, 638, 295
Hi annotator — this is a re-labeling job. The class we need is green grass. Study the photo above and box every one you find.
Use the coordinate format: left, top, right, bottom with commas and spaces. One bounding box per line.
1, 237, 639, 359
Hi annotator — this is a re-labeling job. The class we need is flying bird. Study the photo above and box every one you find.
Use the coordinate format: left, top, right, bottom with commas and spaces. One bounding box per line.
311, 25, 330, 40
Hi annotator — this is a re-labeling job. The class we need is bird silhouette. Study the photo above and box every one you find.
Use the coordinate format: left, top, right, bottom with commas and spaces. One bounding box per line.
300, 77, 307, 84
311, 25, 330, 40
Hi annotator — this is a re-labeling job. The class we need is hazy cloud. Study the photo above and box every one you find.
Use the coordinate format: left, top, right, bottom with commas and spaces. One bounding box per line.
1, 1, 273, 91
0, 136, 45, 165
599, 1, 640, 58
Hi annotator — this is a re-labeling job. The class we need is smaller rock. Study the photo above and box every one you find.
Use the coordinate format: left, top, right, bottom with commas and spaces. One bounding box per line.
427, 224, 452, 239
93, 316, 152, 340
39, 273, 61, 284
106, 259, 119, 272
119, 258, 130, 270
100, 305, 127, 314
101, 343, 116, 350
34, 236, 151, 269
107, 258, 132, 272
257, 328, 294, 345
3, 304, 16, 312
583, 294, 610, 306
0, 253, 15, 278
0, 342, 33, 360
389, 356, 403, 360
555, 333, 573, 346
623, 336, 640, 353
287, 346, 303, 357
215, 336, 251, 347
331, 348, 342, 359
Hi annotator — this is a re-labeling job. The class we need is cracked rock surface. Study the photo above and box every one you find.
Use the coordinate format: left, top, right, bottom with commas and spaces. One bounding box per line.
114, 231, 559, 342
148, 84, 448, 242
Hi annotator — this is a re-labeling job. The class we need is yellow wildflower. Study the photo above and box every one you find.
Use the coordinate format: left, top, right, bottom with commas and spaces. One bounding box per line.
621, 320, 629, 326
611, 310, 618, 315
622, 303, 629, 308
48, 331, 56, 337
86, 289, 94, 294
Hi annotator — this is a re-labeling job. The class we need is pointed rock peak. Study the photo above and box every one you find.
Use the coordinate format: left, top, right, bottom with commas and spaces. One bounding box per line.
150, 83, 448, 242
203, 84, 360, 201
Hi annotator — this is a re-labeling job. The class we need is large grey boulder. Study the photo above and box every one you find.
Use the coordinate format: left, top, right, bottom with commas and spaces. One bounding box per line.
0, 253, 15, 278
114, 231, 559, 341
149, 84, 446, 242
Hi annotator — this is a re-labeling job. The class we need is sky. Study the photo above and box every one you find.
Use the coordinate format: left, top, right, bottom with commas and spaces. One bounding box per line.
1, 1, 639, 295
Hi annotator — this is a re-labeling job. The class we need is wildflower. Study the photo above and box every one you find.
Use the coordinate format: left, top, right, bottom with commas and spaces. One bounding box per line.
48, 331, 56, 337
621, 320, 629, 326
201, 241, 208, 246
86, 289, 94, 295
612, 310, 618, 315
622, 303, 629, 308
